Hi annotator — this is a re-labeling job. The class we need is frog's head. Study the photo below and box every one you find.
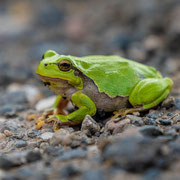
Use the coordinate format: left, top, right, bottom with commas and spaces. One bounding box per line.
36, 50, 83, 89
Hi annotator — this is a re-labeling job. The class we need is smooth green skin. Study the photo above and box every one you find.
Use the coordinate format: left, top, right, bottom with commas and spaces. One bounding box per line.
36, 50, 173, 123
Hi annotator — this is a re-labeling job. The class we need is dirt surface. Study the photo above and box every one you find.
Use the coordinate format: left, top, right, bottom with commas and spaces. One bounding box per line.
0, 0, 180, 180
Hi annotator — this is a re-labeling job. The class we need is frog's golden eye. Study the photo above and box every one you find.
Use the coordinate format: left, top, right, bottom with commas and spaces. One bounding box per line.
59, 60, 72, 71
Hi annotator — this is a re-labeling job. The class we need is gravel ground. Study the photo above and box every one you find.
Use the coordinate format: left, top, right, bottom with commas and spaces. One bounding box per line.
0, 0, 180, 180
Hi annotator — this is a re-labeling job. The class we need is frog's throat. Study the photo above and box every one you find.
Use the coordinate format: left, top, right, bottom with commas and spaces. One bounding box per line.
36, 74, 83, 90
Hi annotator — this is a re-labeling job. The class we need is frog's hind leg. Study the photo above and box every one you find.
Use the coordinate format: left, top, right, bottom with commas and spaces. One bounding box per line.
112, 77, 173, 119
129, 77, 173, 109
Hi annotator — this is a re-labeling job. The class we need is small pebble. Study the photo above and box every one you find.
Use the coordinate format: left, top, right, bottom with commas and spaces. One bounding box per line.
164, 129, 177, 136
15, 140, 28, 148
81, 170, 106, 180
102, 136, 163, 172
81, 115, 101, 136
5, 110, 17, 118
18, 117, 24, 121
58, 148, 87, 160
145, 118, 156, 125
99, 132, 111, 138
172, 114, 180, 123
147, 113, 158, 119
0, 155, 21, 170
159, 119, 171, 126
14, 104, 27, 112
172, 125, 180, 132
26, 151, 42, 163
104, 118, 131, 134
27, 129, 39, 138
39, 142, 49, 149
12, 133, 25, 140
175, 98, 180, 110
167, 112, 173, 116
139, 125, 163, 137
40, 132, 54, 141
50, 128, 71, 146
0, 132, 6, 140
44, 146, 64, 157
126, 115, 144, 126
60, 165, 79, 178
0, 105, 14, 116
4, 130, 13, 137
161, 96, 175, 108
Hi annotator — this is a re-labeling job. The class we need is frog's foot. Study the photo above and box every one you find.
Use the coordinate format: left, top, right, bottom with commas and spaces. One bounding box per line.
36, 92, 96, 129
46, 115, 81, 131
35, 115, 59, 130
112, 107, 143, 119
36, 96, 69, 130
35, 108, 54, 130
36, 115, 46, 130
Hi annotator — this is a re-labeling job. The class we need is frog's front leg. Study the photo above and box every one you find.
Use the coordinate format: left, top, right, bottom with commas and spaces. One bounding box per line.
53, 95, 69, 115
42, 95, 68, 116
36, 95, 69, 129
54, 91, 96, 126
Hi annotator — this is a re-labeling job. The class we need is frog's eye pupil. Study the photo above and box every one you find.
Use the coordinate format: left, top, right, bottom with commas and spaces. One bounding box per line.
61, 63, 70, 67
59, 60, 71, 71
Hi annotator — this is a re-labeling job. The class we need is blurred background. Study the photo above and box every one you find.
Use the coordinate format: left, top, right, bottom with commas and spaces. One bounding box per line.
0, 0, 179, 98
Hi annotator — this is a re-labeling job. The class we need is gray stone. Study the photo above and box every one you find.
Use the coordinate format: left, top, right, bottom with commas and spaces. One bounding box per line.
50, 128, 71, 146
126, 115, 144, 126
0, 153, 26, 170
26, 151, 42, 163
59, 165, 79, 178
15, 140, 28, 148
81, 170, 106, 180
104, 118, 131, 134
161, 96, 175, 108
40, 132, 54, 141
102, 136, 170, 172
58, 148, 87, 160
175, 98, 180, 110
139, 126, 163, 137
81, 115, 101, 136
159, 119, 171, 126
147, 113, 158, 119
27, 129, 39, 138
145, 118, 156, 125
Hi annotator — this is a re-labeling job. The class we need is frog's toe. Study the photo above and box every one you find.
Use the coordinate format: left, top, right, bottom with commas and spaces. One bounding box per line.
36, 119, 45, 129
35, 115, 57, 129
112, 107, 143, 119
46, 115, 58, 123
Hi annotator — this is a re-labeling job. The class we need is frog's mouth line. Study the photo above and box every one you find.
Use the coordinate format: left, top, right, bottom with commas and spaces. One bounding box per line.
36, 74, 68, 83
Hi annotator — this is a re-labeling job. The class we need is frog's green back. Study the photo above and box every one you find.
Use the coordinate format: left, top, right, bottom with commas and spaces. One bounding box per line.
69, 55, 161, 97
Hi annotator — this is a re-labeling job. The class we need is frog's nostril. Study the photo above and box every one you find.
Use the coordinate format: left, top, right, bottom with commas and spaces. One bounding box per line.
44, 64, 48, 66
43, 82, 51, 86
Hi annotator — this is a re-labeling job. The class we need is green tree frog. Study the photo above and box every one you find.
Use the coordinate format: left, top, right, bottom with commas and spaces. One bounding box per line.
36, 50, 173, 128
